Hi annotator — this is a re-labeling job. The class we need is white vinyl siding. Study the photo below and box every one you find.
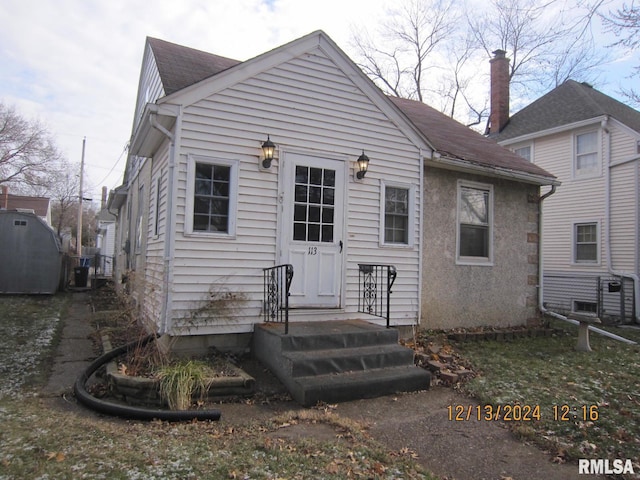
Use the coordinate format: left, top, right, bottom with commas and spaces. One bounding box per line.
163, 46, 422, 333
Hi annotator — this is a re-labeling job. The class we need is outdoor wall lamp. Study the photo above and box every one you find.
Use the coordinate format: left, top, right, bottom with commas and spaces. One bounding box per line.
356, 150, 369, 179
261, 135, 276, 169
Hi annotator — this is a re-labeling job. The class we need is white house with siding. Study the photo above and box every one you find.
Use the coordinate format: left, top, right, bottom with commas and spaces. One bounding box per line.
112, 31, 430, 354
111, 32, 558, 360
490, 58, 640, 323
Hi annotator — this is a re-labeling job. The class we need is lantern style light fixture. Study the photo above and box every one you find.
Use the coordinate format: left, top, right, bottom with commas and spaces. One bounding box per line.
261, 135, 276, 169
356, 150, 369, 179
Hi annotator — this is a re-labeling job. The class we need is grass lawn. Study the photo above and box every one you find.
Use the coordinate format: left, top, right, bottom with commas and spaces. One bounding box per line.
456, 320, 640, 466
0, 293, 433, 480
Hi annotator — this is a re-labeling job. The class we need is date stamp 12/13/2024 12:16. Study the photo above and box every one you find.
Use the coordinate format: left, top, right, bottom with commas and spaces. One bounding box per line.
447, 404, 600, 422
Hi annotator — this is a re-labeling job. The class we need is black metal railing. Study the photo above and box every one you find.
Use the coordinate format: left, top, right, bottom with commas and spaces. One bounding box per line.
358, 264, 397, 328
263, 264, 294, 334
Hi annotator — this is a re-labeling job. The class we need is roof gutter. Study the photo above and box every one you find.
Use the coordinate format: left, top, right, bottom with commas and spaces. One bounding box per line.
425, 154, 559, 186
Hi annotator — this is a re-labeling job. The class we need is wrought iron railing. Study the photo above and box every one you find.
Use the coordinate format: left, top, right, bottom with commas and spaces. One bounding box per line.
358, 264, 397, 328
263, 264, 294, 334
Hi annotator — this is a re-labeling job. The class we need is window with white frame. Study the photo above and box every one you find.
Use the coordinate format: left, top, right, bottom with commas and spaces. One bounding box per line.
457, 181, 492, 263
186, 156, 238, 236
574, 222, 598, 263
574, 131, 599, 177
514, 145, 531, 162
381, 181, 414, 246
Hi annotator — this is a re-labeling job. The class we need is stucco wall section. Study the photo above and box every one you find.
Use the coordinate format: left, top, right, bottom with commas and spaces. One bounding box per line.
421, 167, 540, 329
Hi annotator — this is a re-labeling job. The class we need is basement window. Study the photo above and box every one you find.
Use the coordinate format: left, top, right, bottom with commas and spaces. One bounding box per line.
574, 301, 597, 314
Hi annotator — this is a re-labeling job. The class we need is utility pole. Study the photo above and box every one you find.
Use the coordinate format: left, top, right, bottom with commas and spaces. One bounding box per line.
76, 137, 86, 257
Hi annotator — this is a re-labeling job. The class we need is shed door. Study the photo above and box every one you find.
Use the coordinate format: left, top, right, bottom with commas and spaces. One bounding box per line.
280, 153, 344, 308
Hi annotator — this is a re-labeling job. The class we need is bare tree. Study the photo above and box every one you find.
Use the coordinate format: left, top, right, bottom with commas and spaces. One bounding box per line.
0, 102, 63, 191
351, 0, 608, 127
602, 1, 640, 105
48, 160, 81, 238
467, 0, 606, 94
352, 0, 462, 102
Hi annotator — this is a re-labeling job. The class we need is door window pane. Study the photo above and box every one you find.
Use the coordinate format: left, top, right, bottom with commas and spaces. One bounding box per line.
293, 165, 336, 243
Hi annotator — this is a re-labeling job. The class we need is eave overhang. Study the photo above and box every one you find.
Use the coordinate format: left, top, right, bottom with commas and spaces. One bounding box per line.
129, 103, 179, 157
425, 153, 560, 187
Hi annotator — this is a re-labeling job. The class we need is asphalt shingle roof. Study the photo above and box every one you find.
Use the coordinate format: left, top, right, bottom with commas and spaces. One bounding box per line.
495, 80, 640, 142
147, 37, 240, 96
390, 96, 554, 179
146, 36, 555, 182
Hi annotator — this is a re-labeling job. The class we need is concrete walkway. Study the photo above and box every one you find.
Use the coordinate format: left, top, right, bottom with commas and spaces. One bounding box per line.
42, 292, 96, 397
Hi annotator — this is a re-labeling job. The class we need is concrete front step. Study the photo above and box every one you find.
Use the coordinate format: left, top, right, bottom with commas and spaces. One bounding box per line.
284, 344, 415, 377
252, 321, 431, 406
292, 365, 431, 407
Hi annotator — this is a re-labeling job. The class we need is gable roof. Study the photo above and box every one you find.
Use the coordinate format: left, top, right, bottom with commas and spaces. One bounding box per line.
147, 37, 241, 96
390, 96, 556, 182
495, 80, 640, 142
139, 34, 556, 185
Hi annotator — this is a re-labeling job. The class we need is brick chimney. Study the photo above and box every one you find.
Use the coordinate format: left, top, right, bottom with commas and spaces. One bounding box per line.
487, 49, 510, 135
101, 186, 108, 210
1, 186, 8, 209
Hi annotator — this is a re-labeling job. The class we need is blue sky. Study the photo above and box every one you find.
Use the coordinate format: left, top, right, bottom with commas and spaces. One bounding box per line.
0, 0, 636, 205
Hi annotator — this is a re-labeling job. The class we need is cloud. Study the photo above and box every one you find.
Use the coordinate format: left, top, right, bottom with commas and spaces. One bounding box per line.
0, 0, 635, 203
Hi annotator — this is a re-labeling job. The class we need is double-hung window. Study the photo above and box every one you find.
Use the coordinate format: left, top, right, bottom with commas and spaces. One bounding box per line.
457, 181, 493, 264
381, 181, 414, 246
186, 155, 238, 236
574, 222, 598, 263
574, 131, 599, 177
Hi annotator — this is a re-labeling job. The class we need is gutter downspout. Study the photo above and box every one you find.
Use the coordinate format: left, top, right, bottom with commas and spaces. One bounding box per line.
603, 116, 640, 324
417, 148, 425, 329
538, 185, 636, 344
150, 113, 176, 335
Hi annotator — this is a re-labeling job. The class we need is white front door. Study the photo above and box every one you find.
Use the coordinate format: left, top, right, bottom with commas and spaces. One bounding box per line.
279, 152, 345, 308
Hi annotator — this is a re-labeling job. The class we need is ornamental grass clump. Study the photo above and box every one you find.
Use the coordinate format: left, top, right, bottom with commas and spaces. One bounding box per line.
156, 360, 213, 410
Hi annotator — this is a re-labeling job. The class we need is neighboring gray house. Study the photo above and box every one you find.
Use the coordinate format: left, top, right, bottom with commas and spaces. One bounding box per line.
0, 210, 62, 294
489, 50, 640, 323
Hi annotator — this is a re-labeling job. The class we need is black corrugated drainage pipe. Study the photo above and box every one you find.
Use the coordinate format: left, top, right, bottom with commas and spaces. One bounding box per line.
74, 334, 222, 421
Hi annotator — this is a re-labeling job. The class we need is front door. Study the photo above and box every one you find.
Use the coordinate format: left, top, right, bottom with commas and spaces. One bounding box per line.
279, 152, 345, 308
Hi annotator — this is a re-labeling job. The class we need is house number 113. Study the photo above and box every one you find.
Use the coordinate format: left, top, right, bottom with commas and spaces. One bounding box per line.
308, 246, 318, 255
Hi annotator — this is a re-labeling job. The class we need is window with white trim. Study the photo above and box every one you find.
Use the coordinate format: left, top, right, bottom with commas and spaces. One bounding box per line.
186, 156, 238, 236
457, 181, 492, 264
574, 131, 599, 177
574, 222, 598, 263
514, 145, 531, 162
380, 181, 414, 246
